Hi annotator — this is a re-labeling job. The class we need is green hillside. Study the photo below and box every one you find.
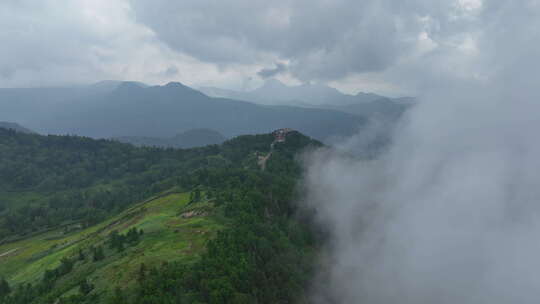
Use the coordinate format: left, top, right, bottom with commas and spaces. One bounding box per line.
0, 128, 322, 303
0, 191, 221, 301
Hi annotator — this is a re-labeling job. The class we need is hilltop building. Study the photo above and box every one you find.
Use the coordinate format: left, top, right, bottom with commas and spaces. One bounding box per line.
272, 128, 294, 142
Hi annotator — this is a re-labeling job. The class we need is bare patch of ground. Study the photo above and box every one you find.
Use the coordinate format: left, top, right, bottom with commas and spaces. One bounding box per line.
258, 152, 272, 170
180, 210, 208, 218
0, 247, 19, 258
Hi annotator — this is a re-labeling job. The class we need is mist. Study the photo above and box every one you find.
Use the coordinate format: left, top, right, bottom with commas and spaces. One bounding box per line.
300, 2, 540, 302
303, 96, 540, 303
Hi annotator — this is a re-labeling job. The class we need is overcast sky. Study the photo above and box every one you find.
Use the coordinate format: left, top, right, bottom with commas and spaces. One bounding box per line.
0, 0, 526, 95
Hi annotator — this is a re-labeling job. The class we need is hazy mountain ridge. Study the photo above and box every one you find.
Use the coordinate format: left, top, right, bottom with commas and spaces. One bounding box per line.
199, 78, 410, 106
321, 97, 410, 121
199, 79, 414, 124
0, 81, 365, 143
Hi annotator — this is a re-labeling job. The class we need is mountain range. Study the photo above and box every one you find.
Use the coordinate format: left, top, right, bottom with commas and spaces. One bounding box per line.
199, 78, 414, 107
0, 81, 365, 143
200, 79, 414, 126
0, 79, 412, 145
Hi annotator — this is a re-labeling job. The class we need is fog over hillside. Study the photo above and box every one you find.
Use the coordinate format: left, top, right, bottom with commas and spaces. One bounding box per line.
300, 1, 540, 303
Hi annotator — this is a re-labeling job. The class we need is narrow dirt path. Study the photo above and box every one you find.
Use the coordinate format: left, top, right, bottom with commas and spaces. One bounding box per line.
0, 247, 19, 258
258, 151, 272, 171
258, 129, 291, 170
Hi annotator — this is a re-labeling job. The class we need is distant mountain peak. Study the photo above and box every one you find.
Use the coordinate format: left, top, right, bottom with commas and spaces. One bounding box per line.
160, 82, 208, 99
164, 81, 188, 88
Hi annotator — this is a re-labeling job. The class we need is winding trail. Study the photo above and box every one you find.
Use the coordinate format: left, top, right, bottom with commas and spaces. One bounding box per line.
258, 129, 293, 170
0, 247, 19, 258
258, 152, 272, 171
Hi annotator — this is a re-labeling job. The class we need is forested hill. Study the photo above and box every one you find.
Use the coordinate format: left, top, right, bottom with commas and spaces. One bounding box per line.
0, 127, 322, 303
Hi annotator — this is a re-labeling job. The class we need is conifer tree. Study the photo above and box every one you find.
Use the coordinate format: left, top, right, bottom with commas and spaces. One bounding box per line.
78, 248, 85, 261
79, 279, 94, 295
93, 245, 105, 262
0, 277, 10, 298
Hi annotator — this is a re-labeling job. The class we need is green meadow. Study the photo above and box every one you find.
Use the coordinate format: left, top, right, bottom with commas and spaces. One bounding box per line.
0, 190, 223, 297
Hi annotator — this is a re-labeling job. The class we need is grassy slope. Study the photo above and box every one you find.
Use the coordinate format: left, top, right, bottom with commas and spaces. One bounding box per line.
0, 189, 223, 298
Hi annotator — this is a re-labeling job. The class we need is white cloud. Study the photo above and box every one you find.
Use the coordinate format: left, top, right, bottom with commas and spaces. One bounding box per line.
457, 0, 483, 11
0, 0, 264, 88
0, 0, 534, 97
301, 2, 540, 302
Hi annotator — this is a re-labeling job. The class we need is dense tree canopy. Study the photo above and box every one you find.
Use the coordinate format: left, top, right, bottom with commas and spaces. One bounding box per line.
0, 128, 322, 303
0, 129, 304, 239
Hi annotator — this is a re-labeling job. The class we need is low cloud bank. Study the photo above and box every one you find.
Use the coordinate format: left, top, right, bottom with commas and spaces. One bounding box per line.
300, 2, 540, 302
301, 86, 540, 303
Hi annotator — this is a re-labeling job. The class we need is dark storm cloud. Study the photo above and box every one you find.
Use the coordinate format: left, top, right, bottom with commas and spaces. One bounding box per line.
257, 62, 287, 79
0, 0, 499, 93
0, 0, 528, 94
128, 0, 427, 81
128, 0, 495, 84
